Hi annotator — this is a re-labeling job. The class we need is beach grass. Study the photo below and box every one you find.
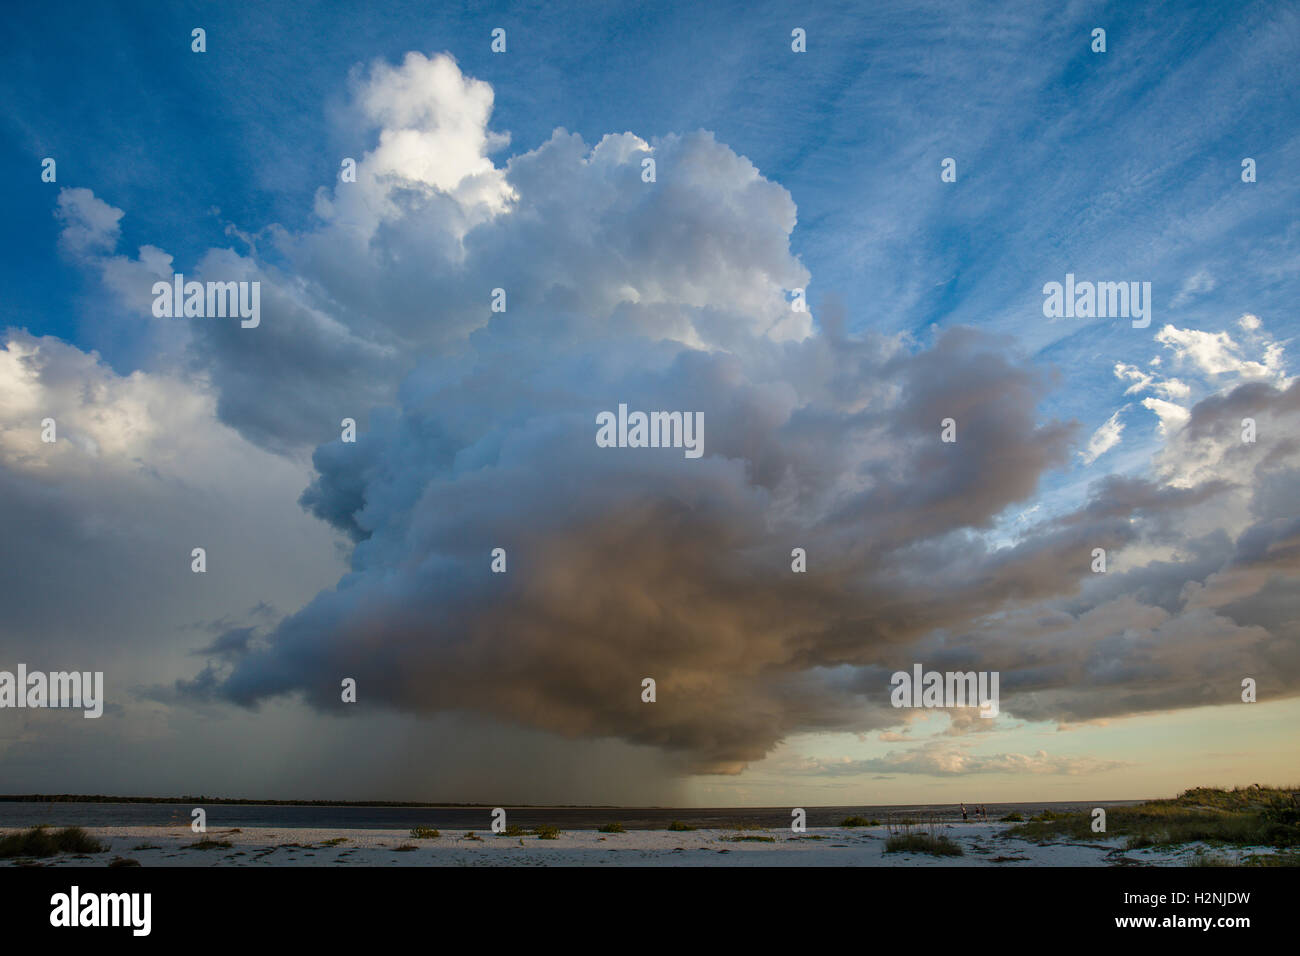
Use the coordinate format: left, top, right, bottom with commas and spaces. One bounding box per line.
0, 825, 107, 858
884, 821, 963, 857
1190, 848, 1235, 866
598, 822, 626, 833
534, 824, 561, 840
840, 815, 881, 827
409, 827, 440, 839
667, 820, 696, 831
720, 822, 774, 841
188, 838, 233, 850
1007, 785, 1300, 850
1241, 849, 1300, 866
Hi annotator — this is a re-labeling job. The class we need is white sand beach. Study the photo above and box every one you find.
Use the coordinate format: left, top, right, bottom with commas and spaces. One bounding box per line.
4, 823, 1281, 867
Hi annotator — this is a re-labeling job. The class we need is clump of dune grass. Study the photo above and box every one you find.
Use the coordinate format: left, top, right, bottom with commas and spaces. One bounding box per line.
840, 816, 880, 827
409, 826, 440, 839
321, 837, 349, 846
0, 826, 107, 859
392, 843, 418, 852
884, 821, 963, 857
463, 831, 482, 841
1241, 849, 1300, 867
1000, 812, 1024, 822
62, 827, 107, 853
188, 839, 233, 850
1190, 848, 1235, 866
721, 822, 774, 842
667, 820, 696, 831
502, 823, 531, 836
534, 825, 560, 840
1008, 786, 1300, 849
598, 822, 626, 833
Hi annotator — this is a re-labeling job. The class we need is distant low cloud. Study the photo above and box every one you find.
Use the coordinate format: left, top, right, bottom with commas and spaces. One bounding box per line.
799, 743, 1128, 777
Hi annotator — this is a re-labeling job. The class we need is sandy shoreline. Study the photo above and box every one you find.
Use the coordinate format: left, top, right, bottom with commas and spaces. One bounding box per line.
3, 823, 1280, 866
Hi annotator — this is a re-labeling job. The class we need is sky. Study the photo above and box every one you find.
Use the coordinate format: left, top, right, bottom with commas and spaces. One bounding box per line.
0, 0, 1297, 807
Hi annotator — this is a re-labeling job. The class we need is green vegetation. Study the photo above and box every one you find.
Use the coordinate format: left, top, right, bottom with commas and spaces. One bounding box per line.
188, 839, 233, 850
320, 837, 349, 846
1190, 849, 1235, 866
840, 816, 881, 827
884, 821, 963, 857
1007, 786, 1300, 852
1242, 849, 1300, 867
598, 822, 626, 833
498, 823, 560, 837
409, 827, 440, 839
999, 812, 1024, 822
667, 820, 696, 831
0, 825, 107, 859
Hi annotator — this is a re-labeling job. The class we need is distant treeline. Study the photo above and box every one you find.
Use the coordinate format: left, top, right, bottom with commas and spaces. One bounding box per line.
0, 790, 480, 806
0, 795, 615, 808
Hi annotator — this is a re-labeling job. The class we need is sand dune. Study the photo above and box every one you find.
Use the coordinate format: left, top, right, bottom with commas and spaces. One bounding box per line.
5, 823, 1278, 867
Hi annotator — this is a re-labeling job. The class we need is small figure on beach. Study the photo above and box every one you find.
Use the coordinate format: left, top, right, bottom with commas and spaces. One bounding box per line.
980, 805, 987, 821
961, 802, 968, 822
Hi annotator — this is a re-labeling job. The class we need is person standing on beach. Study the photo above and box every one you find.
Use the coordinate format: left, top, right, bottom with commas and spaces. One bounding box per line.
961, 802, 968, 822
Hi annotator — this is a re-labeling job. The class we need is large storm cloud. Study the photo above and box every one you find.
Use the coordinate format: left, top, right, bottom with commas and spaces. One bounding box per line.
20, 52, 1298, 781
145, 53, 1295, 773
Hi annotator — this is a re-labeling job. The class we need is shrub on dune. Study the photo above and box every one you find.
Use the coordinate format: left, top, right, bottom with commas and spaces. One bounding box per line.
884, 821, 963, 857
0, 826, 107, 859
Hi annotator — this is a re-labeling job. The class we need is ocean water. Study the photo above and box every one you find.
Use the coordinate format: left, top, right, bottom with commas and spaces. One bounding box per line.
0, 799, 1140, 831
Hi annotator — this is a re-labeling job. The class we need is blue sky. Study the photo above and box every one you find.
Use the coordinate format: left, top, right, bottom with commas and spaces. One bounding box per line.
1, 1, 1297, 803
6, 0, 1296, 497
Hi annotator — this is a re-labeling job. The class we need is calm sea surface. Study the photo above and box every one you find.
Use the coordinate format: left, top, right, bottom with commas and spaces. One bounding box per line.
0, 800, 1140, 830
